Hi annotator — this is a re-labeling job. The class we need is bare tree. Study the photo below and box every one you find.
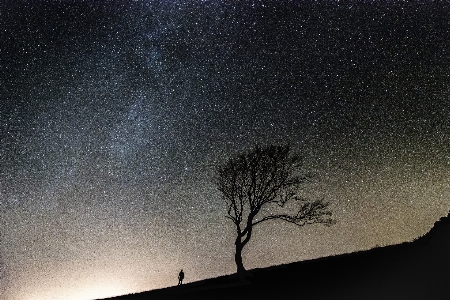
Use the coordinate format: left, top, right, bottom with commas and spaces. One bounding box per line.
214, 144, 334, 274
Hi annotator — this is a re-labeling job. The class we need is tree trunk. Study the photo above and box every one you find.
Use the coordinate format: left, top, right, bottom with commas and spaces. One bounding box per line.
234, 215, 255, 276
235, 242, 246, 274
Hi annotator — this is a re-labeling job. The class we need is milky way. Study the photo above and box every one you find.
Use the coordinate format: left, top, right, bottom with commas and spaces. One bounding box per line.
1, 1, 449, 299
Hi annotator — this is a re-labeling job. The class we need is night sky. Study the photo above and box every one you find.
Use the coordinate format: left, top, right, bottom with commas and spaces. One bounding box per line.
1, 1, 449, 299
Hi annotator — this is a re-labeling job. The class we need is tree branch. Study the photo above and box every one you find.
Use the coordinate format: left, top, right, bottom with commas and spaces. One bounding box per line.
252, 199, 335, 227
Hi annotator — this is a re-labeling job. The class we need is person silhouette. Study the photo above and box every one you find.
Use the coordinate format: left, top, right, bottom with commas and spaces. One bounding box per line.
178, 269, 184, 285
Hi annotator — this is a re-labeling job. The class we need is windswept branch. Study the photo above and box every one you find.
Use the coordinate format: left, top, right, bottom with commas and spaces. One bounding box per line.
253, 199, 335, 227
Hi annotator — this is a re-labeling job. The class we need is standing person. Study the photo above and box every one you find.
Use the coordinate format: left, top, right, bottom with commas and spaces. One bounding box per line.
178, 269, 184, 285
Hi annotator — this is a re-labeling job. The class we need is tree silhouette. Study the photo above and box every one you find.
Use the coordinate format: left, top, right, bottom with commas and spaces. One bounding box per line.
214, 144, 335, 274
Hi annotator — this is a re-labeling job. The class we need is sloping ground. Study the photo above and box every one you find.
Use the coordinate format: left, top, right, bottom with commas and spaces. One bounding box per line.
103, 212, 450, 300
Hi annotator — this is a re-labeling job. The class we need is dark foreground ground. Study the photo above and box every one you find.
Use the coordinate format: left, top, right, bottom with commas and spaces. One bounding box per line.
102, 212, 450, 300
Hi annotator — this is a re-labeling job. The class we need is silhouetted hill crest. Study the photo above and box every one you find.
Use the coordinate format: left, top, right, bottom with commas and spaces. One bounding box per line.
102, 211, 450, 300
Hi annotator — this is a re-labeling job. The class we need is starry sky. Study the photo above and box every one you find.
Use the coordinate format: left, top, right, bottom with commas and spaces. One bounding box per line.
1, 1, 449, 299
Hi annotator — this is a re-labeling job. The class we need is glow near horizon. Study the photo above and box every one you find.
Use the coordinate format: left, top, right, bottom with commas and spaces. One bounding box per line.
13, 271, 128, 300
1, 2, 449, 300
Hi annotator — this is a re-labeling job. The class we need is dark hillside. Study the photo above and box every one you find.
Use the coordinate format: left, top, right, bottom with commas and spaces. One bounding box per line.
103, 212, 450, 300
